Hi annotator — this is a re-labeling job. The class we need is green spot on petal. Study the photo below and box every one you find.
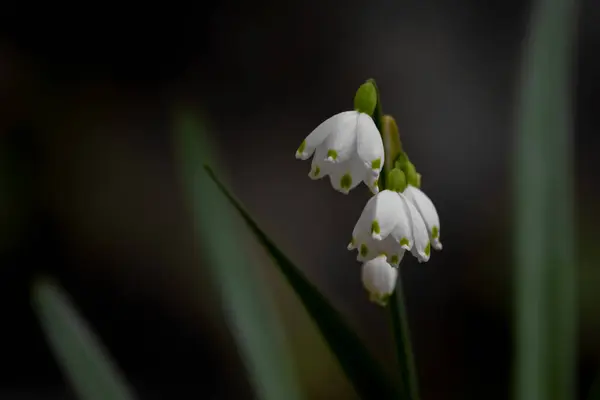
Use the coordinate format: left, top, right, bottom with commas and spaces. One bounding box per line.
432, 226, 439, 239
297, 140, 306, 154
400, 237, 410, 247
340, 173, 352, 190
360, 244, 369, 257
371, 158, 381, 170
327, 149, 338, 160
391, 255, 399, 264
425, 242, 431, 257
371, 220, 381, 234
313, 166, 321, 177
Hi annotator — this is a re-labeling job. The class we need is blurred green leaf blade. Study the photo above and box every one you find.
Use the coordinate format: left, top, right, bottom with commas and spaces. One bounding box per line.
204, 165, 402, 400
31, 276, 137, 400
175, 112, 303, 400
514, 0, 577, 399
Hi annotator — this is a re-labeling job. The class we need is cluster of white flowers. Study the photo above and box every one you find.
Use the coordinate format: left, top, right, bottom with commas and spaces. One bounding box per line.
295, 81, 442, 306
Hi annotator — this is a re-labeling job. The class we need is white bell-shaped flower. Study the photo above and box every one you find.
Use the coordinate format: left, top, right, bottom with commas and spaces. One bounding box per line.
348, 189, 431, 265
361, 255, 398, 306
403, 185, 442, 251
295, 110, 384, 194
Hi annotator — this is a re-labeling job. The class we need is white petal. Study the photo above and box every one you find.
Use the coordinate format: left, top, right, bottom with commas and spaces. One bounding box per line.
404, 185, 442, 250
361, 255, 397, 306
322, 111, 359, 164
352, 190, 402, 242
350, 232, 406, 267
296, 111, 355, 160
401, 194, 431, 263
378, 236, 407, 267
328, 156, 365, 194
363, 172, 380, 194
371, 190, 404, 241
356, 113, 384, 174
389, 195, 414, 251
308, 145, 333, 180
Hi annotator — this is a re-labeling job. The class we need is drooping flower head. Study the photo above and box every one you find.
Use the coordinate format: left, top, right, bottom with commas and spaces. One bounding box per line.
348, 168, 432, 267
295, 81, 384, 194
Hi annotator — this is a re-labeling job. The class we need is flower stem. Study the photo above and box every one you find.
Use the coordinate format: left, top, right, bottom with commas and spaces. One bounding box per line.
369, 78, 420, 400
389, 285, 420, 400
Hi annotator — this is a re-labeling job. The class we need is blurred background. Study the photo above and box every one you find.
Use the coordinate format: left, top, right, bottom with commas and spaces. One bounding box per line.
0, 0, 599, 398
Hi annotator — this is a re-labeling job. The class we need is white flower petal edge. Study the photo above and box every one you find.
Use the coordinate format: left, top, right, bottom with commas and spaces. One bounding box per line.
361, 255, 398, 306
356, 113, 384, 175
295, 111, 355, 160
352, 190, 403, 241
297, 111, 384, 193
322, 112, 359, 164
403, 185, 442, 250
402, 194, 431, 263
348, 235, 406, 267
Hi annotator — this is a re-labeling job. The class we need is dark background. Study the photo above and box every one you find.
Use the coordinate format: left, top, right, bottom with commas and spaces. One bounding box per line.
1, 1, 599, 398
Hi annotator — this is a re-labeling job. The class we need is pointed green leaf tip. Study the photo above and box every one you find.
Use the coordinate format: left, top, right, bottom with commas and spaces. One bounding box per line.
386, 168, 407, 192
353, 81, 377, 116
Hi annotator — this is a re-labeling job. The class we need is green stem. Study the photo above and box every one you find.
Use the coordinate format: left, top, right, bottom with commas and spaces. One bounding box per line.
369, 78, 420, 400
389, 284, 420, 400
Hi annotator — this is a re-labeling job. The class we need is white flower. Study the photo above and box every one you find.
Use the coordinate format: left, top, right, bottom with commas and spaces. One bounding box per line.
403, 185, 442, 250
295, 110, 384, 194
348, 189, 431, 264
361, 255, 397, 306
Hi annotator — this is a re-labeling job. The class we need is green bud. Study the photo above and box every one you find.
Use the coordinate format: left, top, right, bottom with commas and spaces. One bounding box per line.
404, 161, 419, 187
386, 168, 407, 192
353, 81, 377, 116
395, 152, 410, 170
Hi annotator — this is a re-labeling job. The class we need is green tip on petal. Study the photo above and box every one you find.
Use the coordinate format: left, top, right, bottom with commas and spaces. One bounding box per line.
371, 158, 381, 170
400, 237, 410, 247
297, 140, 306, 154
340, 174, 352, 190
371, 293, 391, 307
432, 226, 439, 239
360, 244, 369, 257
424, 242, 431, 257
327, 149, 338, 160
371, 220, 381, 234
353, 81, 377, 116
391, 255, 399, 264
312, 166, 321, 177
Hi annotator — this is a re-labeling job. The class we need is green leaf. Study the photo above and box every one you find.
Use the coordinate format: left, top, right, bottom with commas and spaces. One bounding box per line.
174, 111, 304, 400
31, 276, 137, 400
204, 165, 402, 400
514, 1, 577, 400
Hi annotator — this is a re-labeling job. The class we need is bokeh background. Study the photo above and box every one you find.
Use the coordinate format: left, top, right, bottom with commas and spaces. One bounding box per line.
0, 1, 599, 398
